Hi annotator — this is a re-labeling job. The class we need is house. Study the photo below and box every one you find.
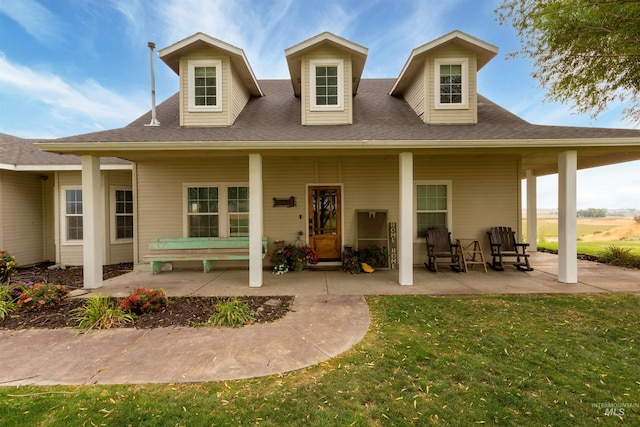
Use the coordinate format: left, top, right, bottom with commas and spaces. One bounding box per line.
36, 31, 640, 288
0, 133, 133, 267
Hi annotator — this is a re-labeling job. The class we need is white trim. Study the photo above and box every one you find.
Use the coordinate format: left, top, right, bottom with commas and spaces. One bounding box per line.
310, 59, 344, 111
60, 186, 83, 245
36, 137, 640, 154
110, 186, 133, 244
414, 180, 453, 242
249, 154, 263, 287
0, 163, 132, 172
399, 153, 413, 286
182, 182, 249, 238
434, 58, 469, 110
558, 151, 578, 283
188, 59, 223, 112
525, 170, 538, 252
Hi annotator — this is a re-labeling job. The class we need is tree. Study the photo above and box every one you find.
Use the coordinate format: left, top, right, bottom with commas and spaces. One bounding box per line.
496, 1, 640, 124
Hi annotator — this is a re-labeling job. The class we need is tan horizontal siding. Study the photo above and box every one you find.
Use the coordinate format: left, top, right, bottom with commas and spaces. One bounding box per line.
180, 48, 231, 127
136, 158, 250, 264
405, 62, 426, 120
302, 47, 352, 125
1, 172, 44, 266
231, 63, 250, 123
426, 45, 477, 124
413, 154, 519, 263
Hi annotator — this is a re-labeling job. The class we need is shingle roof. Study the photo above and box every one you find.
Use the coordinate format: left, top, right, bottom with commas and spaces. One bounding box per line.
0, 133, 130, 167
52, 79, 640, 144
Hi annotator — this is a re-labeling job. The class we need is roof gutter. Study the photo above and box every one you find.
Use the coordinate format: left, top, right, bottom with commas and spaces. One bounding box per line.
35, 137, 640, 155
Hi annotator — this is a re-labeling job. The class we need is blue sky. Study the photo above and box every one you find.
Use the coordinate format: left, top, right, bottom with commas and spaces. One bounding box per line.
0, 0, 638, 210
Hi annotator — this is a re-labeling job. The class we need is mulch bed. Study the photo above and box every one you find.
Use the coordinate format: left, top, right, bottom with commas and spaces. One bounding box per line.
1, 263, 293, 330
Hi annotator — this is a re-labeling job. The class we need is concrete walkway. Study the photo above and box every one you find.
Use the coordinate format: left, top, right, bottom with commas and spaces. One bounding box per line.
1, 252, 639, 386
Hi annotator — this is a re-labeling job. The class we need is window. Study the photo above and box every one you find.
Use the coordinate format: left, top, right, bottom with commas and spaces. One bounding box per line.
415, 181, 452, 239
113, 189, 133, 241
64, 189, 83, 242
188, 60, 222, 112
310, 59, 343, 111
185, 184, 249, 237
228, 186, 249, 236
187, 187, 219, 237
434, 58, 468, 109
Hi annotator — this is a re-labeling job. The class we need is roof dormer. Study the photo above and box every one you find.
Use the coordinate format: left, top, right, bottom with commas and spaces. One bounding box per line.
285, 32, 368, 126
390, 31, 498, 125
159, 33, 263, 127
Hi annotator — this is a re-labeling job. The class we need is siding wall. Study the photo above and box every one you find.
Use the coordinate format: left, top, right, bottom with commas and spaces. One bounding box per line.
133, 154, 520, 269
426, 45, 478, 124
231, 63, 251, 123
135, 158, 249, 269
0, 171, 45, 265
57, 170, 134, 265
404, 62, 426, 121
179, 47, 231, 127
301, 46, 352, 125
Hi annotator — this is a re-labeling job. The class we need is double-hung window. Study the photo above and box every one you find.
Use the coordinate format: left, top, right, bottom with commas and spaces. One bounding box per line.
113, 188, 133, 241
415, 181, 452, 239
310, 59, 343, 111
185, 184, 249, 237
188, 60, 222, 112
227, 186, 249, 236
64, 188, 83, 242
434, 58, 468, 109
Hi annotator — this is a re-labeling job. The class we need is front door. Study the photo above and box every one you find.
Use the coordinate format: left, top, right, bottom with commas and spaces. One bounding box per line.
308, 186, 341, 260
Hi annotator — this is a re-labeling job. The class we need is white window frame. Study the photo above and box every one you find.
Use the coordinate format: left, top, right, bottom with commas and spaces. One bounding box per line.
188, 59, 223, 112
414, 180, 453, 242
434, 58, 468, 110
61, 186, 83, 245
183, 183, 249, 238
110, 186, 133, 244
310, 59, 344, 111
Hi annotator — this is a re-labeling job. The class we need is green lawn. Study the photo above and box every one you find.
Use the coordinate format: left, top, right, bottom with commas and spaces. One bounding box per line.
1, 295, 639, 425
538, 241, 640, 257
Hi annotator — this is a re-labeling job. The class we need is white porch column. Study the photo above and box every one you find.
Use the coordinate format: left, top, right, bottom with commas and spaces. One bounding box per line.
249, 154, 264, 287
81, 155, 104, 289
558, 151, 578, 283
526, 170, 538, 252
399, 152, 413, 285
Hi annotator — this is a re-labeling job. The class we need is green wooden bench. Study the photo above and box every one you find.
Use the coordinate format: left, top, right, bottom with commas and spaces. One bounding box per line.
144, 236, 268, 274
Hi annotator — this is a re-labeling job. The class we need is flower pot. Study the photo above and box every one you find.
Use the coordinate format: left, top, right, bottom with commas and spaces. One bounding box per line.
294, 262, 305, 272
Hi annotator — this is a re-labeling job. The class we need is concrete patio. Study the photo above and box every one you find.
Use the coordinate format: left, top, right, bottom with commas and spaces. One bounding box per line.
89, 251, 640, 297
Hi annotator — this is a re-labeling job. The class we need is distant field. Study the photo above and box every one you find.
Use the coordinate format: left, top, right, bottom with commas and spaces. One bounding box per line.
523, 216, 640, 256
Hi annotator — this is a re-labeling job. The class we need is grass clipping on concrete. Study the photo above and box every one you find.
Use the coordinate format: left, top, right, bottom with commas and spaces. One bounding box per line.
1, 294, 638, 425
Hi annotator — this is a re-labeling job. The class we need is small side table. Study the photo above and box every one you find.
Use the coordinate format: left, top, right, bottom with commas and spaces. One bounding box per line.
457, 239, 487, 273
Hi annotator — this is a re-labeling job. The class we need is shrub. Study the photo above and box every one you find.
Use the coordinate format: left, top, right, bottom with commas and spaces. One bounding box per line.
634, 215, 640, 225
600, 245, 636, 267
208, 297, 256, 328
0, 251, 17, 283
15, 282, 70, 312
73, 295, 134, 333
120, 286, 167, 315
0, 286, 16, 320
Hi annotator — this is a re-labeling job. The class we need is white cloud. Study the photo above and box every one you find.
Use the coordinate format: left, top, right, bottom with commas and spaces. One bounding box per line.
0, 53, 147, 136
0, 0, 62, 44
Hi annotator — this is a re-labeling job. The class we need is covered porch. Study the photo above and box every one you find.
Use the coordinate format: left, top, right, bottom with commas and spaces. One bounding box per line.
86, 251, 640, 297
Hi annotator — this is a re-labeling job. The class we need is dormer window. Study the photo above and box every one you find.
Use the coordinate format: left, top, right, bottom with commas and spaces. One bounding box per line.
310, 59, 344, 111
434, 58, 468, 109
188, 59, 222, 112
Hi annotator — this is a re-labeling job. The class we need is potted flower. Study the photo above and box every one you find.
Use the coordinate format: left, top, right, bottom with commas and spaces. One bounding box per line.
270, 250, 289, 275
283, 244, 318, 271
